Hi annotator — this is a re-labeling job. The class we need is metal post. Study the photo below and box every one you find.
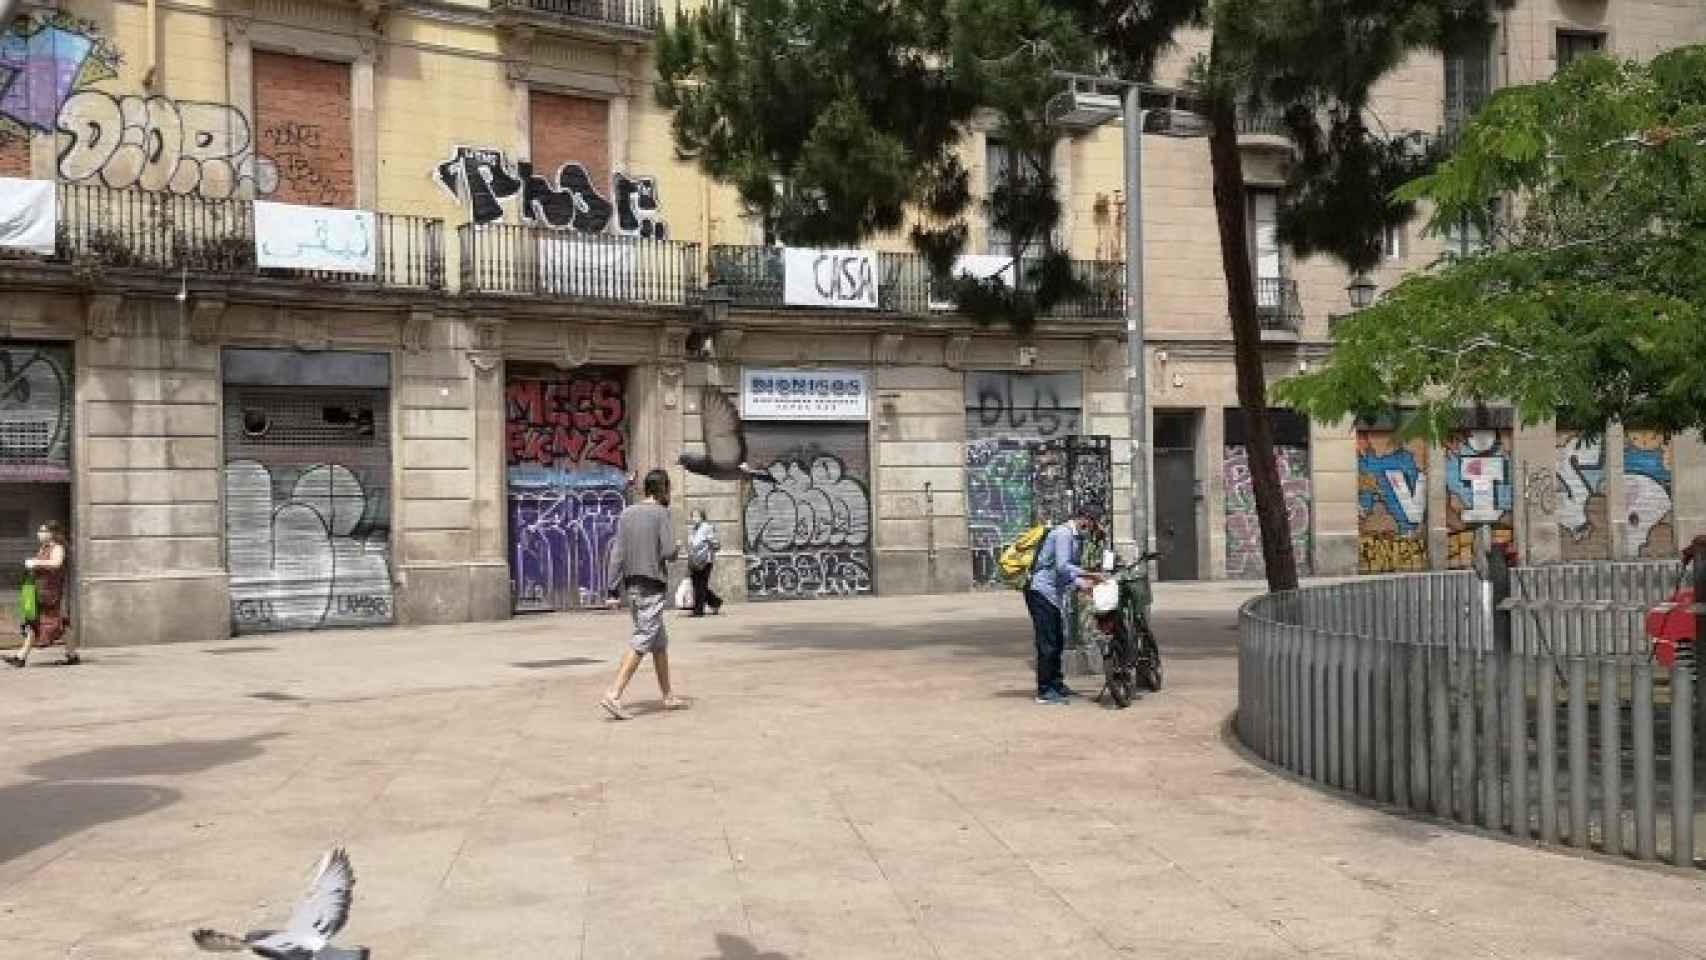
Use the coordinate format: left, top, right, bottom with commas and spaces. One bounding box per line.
1123, 89, 1150, 556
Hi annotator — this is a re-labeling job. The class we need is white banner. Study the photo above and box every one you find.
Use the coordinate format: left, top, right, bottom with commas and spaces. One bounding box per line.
255, 201, 378, 275
0, 178, 56, 255
537, 235, 637, 299
928, 254, 1017, 311
742, 368, 870, 421
782, 247, 879, 309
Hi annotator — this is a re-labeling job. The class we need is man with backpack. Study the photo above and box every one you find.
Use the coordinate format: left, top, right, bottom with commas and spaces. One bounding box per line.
1016, 507, 1100, 705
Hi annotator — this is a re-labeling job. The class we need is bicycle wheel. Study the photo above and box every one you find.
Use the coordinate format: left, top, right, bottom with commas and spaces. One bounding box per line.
1137, 623, 1164, 692
1105, 628, 1138, 708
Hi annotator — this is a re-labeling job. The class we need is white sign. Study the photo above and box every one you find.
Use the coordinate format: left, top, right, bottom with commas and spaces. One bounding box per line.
0, 178, 56, 255
928, 254, 1017, 311
255, 201, 378, 275
782, 247, 879, 309
742, 368, 870, 421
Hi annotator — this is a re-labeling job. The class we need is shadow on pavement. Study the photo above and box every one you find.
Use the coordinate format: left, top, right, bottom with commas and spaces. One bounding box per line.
0, 780, 180, 863
703, 933, 791, 960
24, 733, 280, 781
699, 618, 1030, 656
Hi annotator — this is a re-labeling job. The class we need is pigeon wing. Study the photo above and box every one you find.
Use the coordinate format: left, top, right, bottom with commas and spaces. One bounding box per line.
698, 387, 747, 470
278, 848, 355, 951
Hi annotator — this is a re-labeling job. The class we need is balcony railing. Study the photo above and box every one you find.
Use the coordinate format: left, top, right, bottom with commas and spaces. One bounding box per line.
48, 184, 444, 289
1238, 106, 1290, 139
706, 245, 1125, 320
459, 223, 700, 305
490, 0, 660, 32
1255, 277, 1303, 331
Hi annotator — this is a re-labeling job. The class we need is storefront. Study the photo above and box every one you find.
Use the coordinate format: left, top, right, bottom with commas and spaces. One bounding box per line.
740, 368, 875, 601
504, 365, 631, 611
0, 341, 73, 631
963, 371, 1083, 586
222, 348, 395, 634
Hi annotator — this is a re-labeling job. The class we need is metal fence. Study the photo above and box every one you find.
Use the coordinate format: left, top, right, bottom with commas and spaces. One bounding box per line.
1238, 561, 1702, 868
491, 0, 661, 30
458, 224, 701, 305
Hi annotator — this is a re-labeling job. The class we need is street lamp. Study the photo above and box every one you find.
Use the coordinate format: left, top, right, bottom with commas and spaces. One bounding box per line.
1050, 72, 1208, 560
1346, 272, 1377, 309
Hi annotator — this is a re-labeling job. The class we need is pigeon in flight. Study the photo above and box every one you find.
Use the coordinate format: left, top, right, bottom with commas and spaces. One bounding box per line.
679, 386, 769, 483
192, 848, 368, 960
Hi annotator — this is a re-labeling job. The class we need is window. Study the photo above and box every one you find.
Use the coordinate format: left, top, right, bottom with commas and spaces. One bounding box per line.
1442, 198, 1502, 256
1383, 224, 1403, 262
1556, 30, 1606, 72
1247, 189, 1283, 307
985, 137, 1017, 256
1444, 34, 1492, 133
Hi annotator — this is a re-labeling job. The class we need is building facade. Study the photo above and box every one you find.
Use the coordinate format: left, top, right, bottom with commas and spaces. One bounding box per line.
0, 0, 1700, 646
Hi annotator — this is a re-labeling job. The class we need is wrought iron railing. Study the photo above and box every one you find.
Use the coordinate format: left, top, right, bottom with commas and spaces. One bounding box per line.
459, 223, 701, 305
490, 0, 661, 31
705, 245, 1125, 319
1238, 106, 1289, 139
1239, 561, 1703, 871
1255, 276, 1302, 331
48, 184, 444, 289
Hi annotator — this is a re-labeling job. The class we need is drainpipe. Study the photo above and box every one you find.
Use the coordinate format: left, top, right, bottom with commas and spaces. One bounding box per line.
144, 0, 160, 91
924, 481, 936, 593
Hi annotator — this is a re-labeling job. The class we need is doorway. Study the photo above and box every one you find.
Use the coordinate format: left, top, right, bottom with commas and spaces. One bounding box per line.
1153, 411, 1199, 581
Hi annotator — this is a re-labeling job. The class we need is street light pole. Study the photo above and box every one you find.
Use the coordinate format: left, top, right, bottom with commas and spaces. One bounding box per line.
1123, 88, 1150, 560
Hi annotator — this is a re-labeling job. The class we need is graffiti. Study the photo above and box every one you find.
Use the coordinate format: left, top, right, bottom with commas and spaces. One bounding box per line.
57, 91, 280, 198
267, 147, 341, 207
1357, 432, 1428, 573
435, 146, 669, 238
1625, 431, 1675, 560
263, 122, 322, 150
225, 460, 393, 633
1224, 445, 1313, 579
0, 344, 71, 481
966, 439, 1036, 585
1555, 430, 1609, 560
747, 550, 872, 600
0, 14, 122, 133
505, 373, 627, 486
1445, 430, 1513, 568
1072, 446, 1112, 523
965, 372, 1082, 439
509, 488, 625, 610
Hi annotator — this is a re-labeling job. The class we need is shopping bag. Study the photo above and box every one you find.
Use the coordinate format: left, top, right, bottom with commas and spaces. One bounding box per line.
674, 577, 695, 610
17, 574, 37, 624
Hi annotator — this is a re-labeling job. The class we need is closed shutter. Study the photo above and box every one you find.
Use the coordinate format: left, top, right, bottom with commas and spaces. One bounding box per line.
0, 343, 72, 483
743, 422, 873, 600
223, 385, 393, 633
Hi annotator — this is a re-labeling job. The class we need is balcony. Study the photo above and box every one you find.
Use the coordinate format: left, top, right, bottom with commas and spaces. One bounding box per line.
39, 184, 445, 289
458, 223, 700, 306
705, 246, 1125, 320
1237, 106, 1292, 150
1255, 277, 1303, 335
491, 0, 661, 38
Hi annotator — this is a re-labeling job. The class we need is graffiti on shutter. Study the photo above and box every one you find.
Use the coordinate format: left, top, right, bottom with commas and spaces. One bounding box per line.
743, 422, 873, 600
504, 367, 629, 611
1032, 436, 1111, 528
223, 387, 393, 632
966, 439, 1035, 585
1223, 444, 1313, 579
0, 343, 72, 482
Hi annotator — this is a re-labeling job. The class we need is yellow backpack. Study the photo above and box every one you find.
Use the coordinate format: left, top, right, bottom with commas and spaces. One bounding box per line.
997, 524, 1049, 590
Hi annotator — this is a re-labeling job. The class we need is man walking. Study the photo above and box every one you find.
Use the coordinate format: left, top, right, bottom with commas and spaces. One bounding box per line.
1025, 507, 1098, 705
601, 469, 687, 720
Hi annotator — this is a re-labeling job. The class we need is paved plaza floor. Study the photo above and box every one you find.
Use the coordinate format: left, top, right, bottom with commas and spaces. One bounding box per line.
4, 583, 1706, 959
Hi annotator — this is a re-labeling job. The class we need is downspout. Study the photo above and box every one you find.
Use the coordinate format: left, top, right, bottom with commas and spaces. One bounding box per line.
144, 0, 160, 91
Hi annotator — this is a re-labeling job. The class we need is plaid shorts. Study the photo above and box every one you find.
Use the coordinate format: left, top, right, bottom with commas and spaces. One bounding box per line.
625, 583, 669, 654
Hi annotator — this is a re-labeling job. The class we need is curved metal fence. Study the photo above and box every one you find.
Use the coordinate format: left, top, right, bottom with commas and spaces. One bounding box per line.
1238, 562, 1702, 868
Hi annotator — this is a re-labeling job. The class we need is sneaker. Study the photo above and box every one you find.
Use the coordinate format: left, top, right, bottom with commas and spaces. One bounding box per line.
599, 696, 632, 721
1034, 691, 1068, 705
1054, 685, 1079, 698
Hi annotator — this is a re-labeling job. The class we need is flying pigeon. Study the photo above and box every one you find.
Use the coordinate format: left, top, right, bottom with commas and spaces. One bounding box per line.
679, 386, 769, 483
192, 848, 368, 960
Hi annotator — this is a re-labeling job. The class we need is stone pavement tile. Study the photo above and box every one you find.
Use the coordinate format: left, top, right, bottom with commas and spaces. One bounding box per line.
404, 903, 583, 960
433, 834, 593, 912
580, 893, 751, 960
893, 879, 1123, 960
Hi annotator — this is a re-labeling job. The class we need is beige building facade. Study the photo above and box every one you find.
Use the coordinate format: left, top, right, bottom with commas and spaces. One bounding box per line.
0, 0, 1700, 646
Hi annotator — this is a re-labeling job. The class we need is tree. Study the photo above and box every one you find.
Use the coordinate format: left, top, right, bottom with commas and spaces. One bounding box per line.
1275, 45, 1706, 444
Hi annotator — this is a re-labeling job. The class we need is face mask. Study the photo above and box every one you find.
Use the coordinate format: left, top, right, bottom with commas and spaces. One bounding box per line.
37, 530, 51, 544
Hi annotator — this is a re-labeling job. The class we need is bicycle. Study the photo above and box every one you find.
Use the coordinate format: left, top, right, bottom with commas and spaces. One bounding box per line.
1084, 551, 1164, 708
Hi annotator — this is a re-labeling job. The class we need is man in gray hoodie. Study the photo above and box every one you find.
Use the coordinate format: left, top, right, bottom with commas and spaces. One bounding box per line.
600, 468, 686, 720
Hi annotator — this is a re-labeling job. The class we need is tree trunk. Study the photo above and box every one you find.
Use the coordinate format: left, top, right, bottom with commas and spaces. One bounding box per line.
1206, 91, 1300, 593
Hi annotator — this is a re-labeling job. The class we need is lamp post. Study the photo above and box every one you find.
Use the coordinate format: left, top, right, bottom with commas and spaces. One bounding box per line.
1050, 74, 1207, 560
1346, 271, 1377, 310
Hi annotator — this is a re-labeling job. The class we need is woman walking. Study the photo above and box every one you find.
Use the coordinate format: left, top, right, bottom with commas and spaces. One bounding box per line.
688, 509, 723, 617
8, 522, 74, 668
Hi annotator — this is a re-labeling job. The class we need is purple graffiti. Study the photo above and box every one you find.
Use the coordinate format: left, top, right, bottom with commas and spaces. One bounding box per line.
509, 487, 626, 611
0, 25, 93, 132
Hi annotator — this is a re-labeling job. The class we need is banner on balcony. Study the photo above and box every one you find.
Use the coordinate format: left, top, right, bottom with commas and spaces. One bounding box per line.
0, 178, 56, 256
741, 368, 870, 421
782, 247, 879, 309
536, 235, 637, 300
928, 254, 1016, 311
254, 201, 377, 275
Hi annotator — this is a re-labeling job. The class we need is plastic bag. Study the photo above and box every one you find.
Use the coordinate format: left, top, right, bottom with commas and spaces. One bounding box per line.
674, 577, 695, 611
17, 573, 37, 624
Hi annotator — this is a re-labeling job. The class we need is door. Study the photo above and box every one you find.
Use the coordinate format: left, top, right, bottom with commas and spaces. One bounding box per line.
1155, 449, 1198, 581
504, 367, 631, 612
0, 342, 73, 632
743, 421, 874, 600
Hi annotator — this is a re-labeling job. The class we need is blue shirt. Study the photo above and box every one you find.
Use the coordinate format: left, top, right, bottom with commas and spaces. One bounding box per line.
1028, 522, 1085, 611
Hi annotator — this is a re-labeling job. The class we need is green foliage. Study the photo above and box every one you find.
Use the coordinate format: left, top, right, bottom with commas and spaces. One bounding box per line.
1276, 45, 1706, 443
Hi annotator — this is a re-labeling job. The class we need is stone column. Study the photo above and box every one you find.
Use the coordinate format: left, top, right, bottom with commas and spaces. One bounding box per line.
352, 40, 380, 209
1310, 418, 1359, 576
224, 17, 256, 197
1604, 423, 1629, 559
1201, 403, 1227, 580
1427, 439, 1450, 570
1513, 418, 1560, 565
1674, 430, 1706, 548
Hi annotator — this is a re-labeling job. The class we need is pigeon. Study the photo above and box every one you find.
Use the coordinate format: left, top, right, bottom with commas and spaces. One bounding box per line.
679, 386, 769, 483
192, 848, 368, 960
